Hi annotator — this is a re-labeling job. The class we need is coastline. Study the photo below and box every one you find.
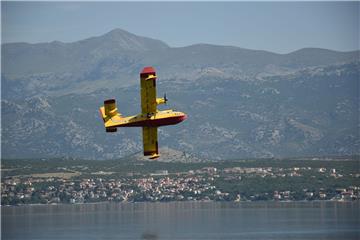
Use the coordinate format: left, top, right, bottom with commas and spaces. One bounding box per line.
2, 199, 359, 208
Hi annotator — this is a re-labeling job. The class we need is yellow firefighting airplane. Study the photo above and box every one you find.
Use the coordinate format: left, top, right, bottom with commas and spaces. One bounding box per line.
99, 66, 187, 159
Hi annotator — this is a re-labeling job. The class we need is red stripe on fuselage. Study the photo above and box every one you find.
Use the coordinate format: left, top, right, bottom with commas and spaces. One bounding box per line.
118, 115, 186, 127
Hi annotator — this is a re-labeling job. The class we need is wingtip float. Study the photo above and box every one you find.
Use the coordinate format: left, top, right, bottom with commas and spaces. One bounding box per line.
99, 66, 187, 160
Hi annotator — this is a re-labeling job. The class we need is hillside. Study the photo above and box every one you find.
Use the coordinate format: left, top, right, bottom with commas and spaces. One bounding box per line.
1, 28, 359, 160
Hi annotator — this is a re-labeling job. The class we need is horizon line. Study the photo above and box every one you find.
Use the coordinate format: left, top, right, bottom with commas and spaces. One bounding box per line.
2, 28, 359, 55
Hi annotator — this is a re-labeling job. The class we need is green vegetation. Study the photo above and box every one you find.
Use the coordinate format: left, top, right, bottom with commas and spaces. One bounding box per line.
2, 156, 359, 178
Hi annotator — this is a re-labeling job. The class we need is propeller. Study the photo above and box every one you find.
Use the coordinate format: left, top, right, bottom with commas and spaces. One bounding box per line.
164, 93, 168, 104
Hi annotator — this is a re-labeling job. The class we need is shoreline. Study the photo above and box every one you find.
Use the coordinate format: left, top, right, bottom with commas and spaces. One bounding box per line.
2, 199, 359, 208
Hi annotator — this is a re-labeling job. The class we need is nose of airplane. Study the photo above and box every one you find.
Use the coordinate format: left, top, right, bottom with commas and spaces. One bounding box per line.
180, 113, 188, 121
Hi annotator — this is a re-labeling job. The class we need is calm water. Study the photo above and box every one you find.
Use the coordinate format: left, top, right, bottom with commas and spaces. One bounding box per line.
2, 201, 359, 240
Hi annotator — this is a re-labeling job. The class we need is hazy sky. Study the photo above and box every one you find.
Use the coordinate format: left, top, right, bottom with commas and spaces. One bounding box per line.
2, 1, 359, 53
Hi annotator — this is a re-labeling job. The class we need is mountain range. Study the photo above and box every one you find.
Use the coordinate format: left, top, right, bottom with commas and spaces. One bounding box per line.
2, 28, 359, 160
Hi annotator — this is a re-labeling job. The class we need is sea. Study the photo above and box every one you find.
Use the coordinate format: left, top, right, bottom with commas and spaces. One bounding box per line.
1, 201, 359, 240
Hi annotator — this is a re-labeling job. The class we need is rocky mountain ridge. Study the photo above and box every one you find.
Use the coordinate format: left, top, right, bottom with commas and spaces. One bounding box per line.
2, 28, 358, 99
2, 29, 359, 160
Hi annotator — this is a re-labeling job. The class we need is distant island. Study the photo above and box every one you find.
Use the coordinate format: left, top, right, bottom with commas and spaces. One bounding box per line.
1, 156, 359, 205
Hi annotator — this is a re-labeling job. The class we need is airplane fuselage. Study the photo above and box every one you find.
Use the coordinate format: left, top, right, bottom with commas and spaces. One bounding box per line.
100, 109, 187, 128
100, 66, 187, 159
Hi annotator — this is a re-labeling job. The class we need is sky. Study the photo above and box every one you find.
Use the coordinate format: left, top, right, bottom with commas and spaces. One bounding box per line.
1, 1, 359, 54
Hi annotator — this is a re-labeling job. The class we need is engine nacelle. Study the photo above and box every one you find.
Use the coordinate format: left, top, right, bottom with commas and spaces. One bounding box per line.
156, 97, 166, 105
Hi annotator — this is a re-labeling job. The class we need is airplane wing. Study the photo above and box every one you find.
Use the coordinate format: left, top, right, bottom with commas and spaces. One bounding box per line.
142, 127, 159, 159
140, 68, 157, 115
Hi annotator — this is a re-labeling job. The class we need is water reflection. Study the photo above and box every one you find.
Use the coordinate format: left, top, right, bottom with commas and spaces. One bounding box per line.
2, 201, 359, 240
141, 231, 158, 240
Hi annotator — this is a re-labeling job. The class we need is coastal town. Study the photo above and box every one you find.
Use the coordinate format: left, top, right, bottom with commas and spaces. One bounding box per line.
2, 158, 359, 205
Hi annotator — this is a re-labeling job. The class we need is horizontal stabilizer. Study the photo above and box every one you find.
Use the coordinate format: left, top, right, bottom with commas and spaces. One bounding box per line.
100, 99, 122, 132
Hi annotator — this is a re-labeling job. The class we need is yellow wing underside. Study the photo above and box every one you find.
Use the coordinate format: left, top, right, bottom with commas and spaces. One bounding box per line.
141, 76, 156, 114
142, 127, 159, 159
141, 75, 159, 159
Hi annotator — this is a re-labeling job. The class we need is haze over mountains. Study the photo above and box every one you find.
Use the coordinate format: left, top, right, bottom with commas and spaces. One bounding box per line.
2, 28, 359, 160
